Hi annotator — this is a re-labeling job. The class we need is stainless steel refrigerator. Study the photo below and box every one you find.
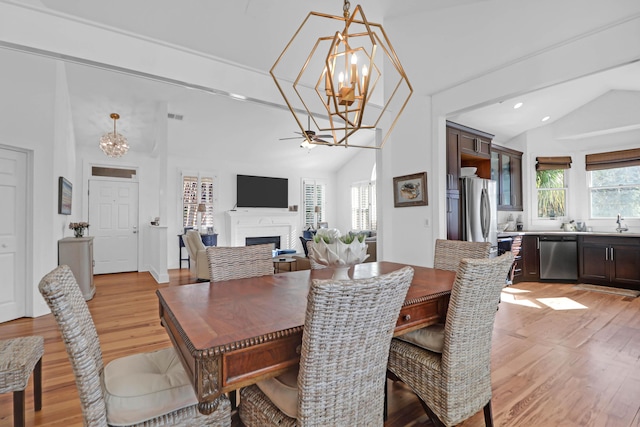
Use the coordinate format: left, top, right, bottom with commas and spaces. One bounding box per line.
460, 177, 498, 254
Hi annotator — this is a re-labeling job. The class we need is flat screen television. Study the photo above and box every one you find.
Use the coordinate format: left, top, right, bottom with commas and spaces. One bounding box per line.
237, 174, 288, 208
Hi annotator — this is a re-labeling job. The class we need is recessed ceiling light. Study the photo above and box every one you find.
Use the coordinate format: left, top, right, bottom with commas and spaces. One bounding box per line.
513, 102, 523, 109
541, 116, 550, 122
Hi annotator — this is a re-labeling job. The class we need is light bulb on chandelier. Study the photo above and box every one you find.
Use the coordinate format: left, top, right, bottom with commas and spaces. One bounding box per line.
99, 113, 129, 158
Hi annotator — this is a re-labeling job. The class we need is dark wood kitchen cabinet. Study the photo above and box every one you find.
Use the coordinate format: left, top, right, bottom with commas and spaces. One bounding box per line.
520, 235, 539, 281
578, 235, 640, 290
491, 145, 523, 211
445, 121, 493, 240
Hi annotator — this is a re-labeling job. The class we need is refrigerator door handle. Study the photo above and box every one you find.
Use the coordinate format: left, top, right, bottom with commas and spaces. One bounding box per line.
480, 187, 490, 239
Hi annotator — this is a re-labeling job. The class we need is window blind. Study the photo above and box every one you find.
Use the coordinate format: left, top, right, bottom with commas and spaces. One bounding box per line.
535, 156, 572, 171
585, 148, 640, 171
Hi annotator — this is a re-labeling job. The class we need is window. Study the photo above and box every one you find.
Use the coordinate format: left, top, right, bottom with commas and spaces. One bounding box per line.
536, 169, 567, 218
589, 166, 640, 218
182, 173, 215, 231
302, 179, 325, 229
351, 181, 377, 231
586, 148, 640, 218
535, 156, 571, 219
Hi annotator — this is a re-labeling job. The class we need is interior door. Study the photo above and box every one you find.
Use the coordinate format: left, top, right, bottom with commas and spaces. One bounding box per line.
0, 147, 27, 322
89, 179, 139, 274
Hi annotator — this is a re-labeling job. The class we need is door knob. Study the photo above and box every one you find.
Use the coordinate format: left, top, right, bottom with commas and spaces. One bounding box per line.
133, 226, 138, 234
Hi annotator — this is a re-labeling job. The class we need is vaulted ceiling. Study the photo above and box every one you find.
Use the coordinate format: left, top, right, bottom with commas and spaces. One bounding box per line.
6, 0, 640, 167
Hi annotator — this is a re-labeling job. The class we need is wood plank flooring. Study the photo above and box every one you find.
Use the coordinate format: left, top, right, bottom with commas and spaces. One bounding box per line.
0, 269, 639, 426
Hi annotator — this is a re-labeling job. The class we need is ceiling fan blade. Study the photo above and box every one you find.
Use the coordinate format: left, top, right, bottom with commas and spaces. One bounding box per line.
316, 134, 332, 138
279, 137, 302, 141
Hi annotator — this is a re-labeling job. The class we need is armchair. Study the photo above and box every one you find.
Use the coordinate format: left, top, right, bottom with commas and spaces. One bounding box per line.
183, 230, 211, 281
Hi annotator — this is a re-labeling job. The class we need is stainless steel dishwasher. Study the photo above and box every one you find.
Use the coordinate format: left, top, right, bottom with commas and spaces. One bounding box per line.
539, 235, 578, 280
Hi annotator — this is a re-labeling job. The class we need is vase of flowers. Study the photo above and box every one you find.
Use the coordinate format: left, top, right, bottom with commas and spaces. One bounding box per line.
308, 228, 369, 280
69, 222, 89, 238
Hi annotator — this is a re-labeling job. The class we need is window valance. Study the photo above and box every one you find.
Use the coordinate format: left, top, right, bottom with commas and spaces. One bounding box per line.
536, 156, 572, 171
585, 148, 640, 171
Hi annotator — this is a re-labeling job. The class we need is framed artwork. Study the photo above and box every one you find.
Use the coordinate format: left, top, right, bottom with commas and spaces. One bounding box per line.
393, 172, 428, 207
58, 176, 72, 215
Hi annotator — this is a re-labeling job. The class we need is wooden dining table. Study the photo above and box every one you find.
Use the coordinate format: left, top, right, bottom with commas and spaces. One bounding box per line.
156, 261, 455, 414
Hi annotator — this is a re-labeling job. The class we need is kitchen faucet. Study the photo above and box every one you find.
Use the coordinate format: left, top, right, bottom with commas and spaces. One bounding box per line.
616, 214, 629, 233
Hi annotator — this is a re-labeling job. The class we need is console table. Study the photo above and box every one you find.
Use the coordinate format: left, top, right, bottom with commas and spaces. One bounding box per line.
58, 237, 95, 300
178, 233, 218, 268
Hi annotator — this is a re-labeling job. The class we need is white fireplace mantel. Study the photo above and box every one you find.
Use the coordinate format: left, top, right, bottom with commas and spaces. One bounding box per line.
225, 210, 300, 248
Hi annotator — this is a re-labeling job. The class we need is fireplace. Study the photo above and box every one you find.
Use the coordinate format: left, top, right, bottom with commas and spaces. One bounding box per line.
225, 210, 299, 249
246, 236, 281, 249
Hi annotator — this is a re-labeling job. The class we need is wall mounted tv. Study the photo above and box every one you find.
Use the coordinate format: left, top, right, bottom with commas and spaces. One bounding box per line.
237, 174, 288, 208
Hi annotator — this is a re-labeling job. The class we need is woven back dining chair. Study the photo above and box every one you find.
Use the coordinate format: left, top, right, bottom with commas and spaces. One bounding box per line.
433, 239, 492, 272
388, 254, 513, 427
39, 265, 230, 427
304, 240, 327, 270
239, 266, 415, 427
390, 239, 493, 362
206, 243, 274, 282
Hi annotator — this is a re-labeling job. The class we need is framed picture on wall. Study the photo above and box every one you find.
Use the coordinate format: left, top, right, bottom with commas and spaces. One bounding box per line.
58, 176, 72, 215
393, 172, 428, 207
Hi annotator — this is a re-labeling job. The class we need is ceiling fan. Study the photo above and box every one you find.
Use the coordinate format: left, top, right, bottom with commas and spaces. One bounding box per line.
280, 116, 332, 148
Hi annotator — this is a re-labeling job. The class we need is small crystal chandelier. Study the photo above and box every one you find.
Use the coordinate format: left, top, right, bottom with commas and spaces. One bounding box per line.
271, 0, 413, 149
99, 113, 129, 158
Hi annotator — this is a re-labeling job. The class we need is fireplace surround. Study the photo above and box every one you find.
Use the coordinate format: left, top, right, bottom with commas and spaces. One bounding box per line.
225, 210, 298, 249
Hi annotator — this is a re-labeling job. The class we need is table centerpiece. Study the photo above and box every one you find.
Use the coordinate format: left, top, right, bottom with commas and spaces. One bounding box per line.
307, 228, 369, 279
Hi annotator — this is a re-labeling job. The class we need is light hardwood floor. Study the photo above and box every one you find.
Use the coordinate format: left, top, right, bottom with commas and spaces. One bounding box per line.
0, 268, 639, 427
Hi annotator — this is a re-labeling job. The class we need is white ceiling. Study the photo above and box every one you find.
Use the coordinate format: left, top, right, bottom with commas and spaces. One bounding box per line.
6, 0, 640, 164
450, 60, 640, 143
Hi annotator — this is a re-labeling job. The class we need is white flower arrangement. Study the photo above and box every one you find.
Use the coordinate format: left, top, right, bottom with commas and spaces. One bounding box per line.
308, 228, 369, 273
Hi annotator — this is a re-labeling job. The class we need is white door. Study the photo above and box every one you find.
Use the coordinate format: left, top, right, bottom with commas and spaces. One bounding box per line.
0, 148, 27, 323
89, 179, 139, 274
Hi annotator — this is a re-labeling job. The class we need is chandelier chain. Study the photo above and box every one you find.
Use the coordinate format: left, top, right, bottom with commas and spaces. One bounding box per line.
343, 0, 350, 19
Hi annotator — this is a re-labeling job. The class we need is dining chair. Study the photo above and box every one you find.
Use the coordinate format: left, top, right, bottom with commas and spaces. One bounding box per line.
433, 239, 492, 272
393, 239, 492, 354
38, 265, 230, 427
238, 266, 415, 426
206, 243, 274, 282
303, 240, 327, 270
388, 254, 514, 427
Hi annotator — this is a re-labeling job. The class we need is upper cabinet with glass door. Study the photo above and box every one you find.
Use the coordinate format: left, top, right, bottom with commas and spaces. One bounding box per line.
491, 145, 523, 211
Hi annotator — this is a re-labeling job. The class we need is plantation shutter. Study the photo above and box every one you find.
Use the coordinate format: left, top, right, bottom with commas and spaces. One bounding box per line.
351, 181, 377, 231
182, 173, 215, 230
303, 179, 325, 228
586, 148, 640, 171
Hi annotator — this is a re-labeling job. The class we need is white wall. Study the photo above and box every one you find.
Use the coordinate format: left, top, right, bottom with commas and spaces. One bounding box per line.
0, 50, 65, 316
334, 149, 377, 233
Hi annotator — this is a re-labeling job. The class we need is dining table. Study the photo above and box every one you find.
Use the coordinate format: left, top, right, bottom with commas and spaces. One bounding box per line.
156, 261, 455, 415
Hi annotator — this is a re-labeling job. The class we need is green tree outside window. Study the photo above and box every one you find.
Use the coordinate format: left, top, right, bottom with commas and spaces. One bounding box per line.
536, 169, 566, 218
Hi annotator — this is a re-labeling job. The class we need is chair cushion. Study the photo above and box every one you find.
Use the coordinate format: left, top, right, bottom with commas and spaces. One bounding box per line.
102, 347, 197, 426
397, 323, 445, 353
255, 367, 299, 419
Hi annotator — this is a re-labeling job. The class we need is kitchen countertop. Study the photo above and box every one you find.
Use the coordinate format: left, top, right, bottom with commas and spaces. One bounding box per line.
498, 230, 640, 238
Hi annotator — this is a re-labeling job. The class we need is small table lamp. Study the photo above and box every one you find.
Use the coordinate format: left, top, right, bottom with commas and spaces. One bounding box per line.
197, 203, 206, 232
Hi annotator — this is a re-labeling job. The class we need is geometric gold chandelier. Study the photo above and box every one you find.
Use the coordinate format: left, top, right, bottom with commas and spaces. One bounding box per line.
99, 113, 129, 158
271, 0, 413, 149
